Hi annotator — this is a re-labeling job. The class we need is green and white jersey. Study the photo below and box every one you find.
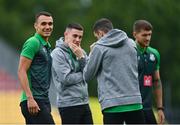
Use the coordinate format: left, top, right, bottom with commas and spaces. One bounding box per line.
20, 33, 52, 102
136, 41, 160, 109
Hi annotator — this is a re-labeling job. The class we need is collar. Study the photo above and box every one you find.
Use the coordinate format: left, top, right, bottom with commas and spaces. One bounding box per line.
34, 33, 51, 48
135, 40, 147, 54
67, 48, 76, 60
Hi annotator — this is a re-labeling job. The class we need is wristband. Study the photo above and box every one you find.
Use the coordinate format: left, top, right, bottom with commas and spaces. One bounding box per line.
157, 107, 164, 111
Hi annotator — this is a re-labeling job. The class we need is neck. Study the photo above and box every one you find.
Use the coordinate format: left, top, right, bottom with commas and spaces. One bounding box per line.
135, 41, 145, 48
43, 37, 49, 42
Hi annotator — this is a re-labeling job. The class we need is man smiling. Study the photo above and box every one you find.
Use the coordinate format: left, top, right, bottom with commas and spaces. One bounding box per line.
18, 11, 54, 124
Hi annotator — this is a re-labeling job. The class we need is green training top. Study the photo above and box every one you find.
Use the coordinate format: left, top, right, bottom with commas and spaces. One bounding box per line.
103, 103, 143, 113
136, 41, 160, 109
20, 33, 52, 102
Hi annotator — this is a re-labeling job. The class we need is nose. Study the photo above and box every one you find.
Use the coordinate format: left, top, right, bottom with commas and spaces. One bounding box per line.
45, 24, 51, 29
75, 37, 81, 42
146, 35, 151, 41
74, 39, 81, 46
45, 22, 53, 29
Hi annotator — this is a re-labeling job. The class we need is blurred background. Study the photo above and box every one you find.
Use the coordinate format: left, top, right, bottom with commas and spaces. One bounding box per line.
0, 0, 180, 124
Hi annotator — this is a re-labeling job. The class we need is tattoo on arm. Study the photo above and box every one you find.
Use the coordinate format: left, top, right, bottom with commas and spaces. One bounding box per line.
153, 79, 162, 89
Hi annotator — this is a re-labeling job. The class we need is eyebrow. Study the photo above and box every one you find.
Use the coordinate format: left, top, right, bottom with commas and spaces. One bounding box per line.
73, 34, 82, 38
41, 21, 53, 25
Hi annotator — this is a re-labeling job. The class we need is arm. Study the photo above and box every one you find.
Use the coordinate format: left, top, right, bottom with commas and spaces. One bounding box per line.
51, 49, 83, 86
83, 46, 103, 82
78, 55, 88, 71
153, 70, 165, 124
18, 56, 40, 115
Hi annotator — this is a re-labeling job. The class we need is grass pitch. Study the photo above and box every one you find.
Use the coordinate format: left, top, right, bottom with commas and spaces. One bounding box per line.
0, 91, 103, 124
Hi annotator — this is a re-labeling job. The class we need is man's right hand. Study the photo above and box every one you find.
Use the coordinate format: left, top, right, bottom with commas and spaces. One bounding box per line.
27, 97, 40, 115
68, 42, 84, 59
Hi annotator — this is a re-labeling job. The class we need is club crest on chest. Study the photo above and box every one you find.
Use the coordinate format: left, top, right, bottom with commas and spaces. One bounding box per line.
149, 53, 155, 61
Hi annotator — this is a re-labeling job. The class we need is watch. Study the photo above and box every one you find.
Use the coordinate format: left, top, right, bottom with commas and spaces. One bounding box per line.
77, 56, 85, 60
157, 107, 164, 111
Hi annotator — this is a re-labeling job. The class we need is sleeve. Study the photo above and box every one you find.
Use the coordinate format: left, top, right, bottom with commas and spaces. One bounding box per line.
153, 49, 160, 70
78, 50, 88, 71
83, 46, 103, 82
20, 39, 40, 60
51, 48, 83, 87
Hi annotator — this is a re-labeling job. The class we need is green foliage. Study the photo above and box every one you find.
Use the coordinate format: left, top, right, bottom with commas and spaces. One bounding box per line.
0, 0, 180, 105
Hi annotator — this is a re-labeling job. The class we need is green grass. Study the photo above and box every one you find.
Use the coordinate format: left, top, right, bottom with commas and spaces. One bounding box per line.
89, 97, 103, 124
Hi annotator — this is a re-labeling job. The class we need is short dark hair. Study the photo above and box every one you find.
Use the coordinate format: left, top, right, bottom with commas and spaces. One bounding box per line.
35, 11, 52, 22
93, 18, 113, 33
66, 23, 84, 31
133, 20, 153, 32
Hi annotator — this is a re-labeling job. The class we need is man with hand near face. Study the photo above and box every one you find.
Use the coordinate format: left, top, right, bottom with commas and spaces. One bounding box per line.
51, 23, 93, 124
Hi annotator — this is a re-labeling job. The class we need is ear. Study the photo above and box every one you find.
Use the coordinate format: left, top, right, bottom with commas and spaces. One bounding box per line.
99, 30, 105, 37
34, 23, 37, 30
64, 32, 66, 36
133, 31, 137, 38
64, 31, 69, 43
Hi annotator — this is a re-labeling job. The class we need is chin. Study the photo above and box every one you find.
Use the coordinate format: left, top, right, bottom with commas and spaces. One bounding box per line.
44, 34, 51, 37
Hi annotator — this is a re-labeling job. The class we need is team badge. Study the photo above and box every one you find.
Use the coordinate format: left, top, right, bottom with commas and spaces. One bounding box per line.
149, 54, 155, 61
